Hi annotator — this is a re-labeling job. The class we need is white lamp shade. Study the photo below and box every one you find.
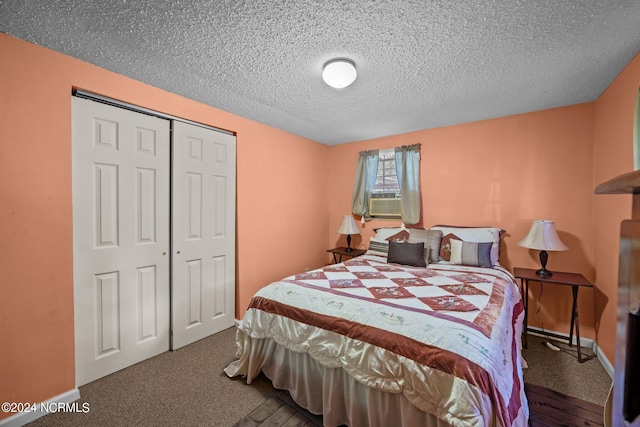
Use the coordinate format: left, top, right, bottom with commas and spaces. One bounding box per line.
518, 220, 568, 251
322, 59, 357, 89
337, 215, 360, 235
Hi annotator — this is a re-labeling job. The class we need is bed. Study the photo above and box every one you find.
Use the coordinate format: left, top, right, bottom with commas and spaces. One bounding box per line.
225, 226, 528, 427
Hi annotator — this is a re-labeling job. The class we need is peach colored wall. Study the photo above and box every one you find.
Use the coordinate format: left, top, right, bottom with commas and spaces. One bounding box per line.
0, 33, 329, 419
328, 104, 597, 342
592, 52, 640, 362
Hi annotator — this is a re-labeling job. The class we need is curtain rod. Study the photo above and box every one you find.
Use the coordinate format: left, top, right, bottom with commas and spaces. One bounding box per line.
72, 89, 235, 136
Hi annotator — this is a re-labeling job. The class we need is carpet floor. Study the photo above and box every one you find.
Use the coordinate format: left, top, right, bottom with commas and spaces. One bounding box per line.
23, 327, 611, 427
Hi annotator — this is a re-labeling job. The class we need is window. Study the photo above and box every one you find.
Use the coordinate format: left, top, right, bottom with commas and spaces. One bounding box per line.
352, 144, 420, 223
370, 149, 401, 218
373, 149, 400, 196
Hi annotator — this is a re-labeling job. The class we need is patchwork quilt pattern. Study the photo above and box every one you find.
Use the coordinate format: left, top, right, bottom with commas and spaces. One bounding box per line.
284, 256, 512, 337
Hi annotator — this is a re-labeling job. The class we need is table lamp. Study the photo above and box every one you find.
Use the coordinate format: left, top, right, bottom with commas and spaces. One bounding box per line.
337, 215, 360, 252
518, 220, 568, 277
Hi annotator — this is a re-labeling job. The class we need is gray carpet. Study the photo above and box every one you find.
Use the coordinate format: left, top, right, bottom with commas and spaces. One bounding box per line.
25, 326, 611, 426
521, 334, 612, 406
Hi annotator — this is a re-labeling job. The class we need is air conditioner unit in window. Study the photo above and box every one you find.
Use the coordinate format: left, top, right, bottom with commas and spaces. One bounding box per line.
369, 198, 402, 217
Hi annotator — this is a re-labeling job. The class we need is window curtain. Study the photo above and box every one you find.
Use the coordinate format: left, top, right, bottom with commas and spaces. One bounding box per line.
351, 149, 379, 222
395, 144, 421, 225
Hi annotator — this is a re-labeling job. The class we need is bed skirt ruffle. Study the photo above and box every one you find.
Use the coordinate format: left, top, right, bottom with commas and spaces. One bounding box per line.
225, 330, 454, 427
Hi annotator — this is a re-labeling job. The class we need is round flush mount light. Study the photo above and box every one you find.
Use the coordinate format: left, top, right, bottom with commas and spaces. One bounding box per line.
322, 59, 357, 89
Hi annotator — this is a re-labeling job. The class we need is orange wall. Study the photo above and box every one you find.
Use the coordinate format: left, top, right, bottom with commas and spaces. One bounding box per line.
0, 34, 329, 418
328, 103, 597, 345
593, 52, 640, 362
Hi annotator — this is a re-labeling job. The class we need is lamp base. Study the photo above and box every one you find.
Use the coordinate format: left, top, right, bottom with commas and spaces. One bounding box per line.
536, 250, 553, 277
345, 234, 353, 252
536, 268, 553, 278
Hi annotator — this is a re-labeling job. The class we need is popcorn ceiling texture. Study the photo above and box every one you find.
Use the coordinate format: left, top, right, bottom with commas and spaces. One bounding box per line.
1, 0, 639, 145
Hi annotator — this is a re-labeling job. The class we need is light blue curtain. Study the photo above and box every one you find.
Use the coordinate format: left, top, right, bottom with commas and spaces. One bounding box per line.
351, 149, 379, 221
395, 144, 421, 224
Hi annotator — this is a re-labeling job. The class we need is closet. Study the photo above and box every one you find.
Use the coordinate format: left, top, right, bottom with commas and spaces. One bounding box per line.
72, 96, 236, 386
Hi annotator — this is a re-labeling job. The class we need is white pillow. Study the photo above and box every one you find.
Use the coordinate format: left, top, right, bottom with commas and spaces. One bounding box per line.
430, 225, 503, 266
374, 227, 405, 241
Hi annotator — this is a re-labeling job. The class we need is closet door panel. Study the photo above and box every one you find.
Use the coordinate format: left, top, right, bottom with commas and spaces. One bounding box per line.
172, 121, 236, 349
72, 97, 170, 386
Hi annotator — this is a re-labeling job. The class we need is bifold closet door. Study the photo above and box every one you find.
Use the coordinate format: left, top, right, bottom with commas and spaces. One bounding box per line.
171, 121, 236, 350
72, 97, 170, 386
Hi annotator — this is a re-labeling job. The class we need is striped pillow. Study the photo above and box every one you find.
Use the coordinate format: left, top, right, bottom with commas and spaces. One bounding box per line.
449, 239, 492, 268
366, 237, 389, 257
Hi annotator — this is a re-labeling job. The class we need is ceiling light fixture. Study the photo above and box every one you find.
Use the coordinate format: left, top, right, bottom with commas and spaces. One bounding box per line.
322, 59, 357, 89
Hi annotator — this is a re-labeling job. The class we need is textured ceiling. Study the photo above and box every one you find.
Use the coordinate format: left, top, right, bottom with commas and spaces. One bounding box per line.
1, 1, 640, 145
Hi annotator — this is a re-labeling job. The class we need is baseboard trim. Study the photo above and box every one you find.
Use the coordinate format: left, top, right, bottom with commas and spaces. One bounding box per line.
526, 326, 593, 347
592, 341, 615, 379
0, 388, 80, 427
526, 326, 614, 379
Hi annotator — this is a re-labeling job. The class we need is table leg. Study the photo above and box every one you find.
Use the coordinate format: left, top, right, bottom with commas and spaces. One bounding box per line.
569, 285, 577, 348
571, 285, 595, 363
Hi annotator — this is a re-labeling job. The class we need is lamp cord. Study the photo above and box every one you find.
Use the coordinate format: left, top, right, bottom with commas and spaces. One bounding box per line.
535, 284, 552, 338
535, 283, 579, 358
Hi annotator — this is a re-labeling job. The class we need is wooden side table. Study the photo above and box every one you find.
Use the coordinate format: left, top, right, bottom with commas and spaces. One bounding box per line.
327, 247, 366, 264
513, 267, 595, 363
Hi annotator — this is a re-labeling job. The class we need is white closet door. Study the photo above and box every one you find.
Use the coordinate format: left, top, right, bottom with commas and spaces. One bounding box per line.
171, 121, 236, 349
72, 97, 170, 386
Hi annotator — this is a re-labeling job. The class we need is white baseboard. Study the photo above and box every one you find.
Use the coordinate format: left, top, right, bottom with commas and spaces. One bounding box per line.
526, 326, 614, 378
592, 340, 615, 379
526, 326, 594, 347
0, 388, 80, 427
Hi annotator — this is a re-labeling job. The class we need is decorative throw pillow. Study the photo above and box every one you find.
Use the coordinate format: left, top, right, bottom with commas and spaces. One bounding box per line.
449, 239, 493, 268
387, 241, 426, 268
408, 228, 443, 263
374, 227, 405, 240
431, 225, 504, 266
365, 237, 389, 257
386, 229, 410, 243
439, 233, 462, 261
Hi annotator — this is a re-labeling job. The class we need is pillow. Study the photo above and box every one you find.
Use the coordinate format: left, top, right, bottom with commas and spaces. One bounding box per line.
374, 227, 405, 240
387, 241, 426, 267
408, 228, 442, 263
365, 237, 389, 257
386, 229, 410, 243
439, 233, 461, 261
449, 239, 493, 268
430, 225, 504, 266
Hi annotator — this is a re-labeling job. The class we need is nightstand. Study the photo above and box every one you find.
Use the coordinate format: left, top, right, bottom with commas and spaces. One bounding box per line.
326, 247, 366, 264
513, 267, 595, 362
